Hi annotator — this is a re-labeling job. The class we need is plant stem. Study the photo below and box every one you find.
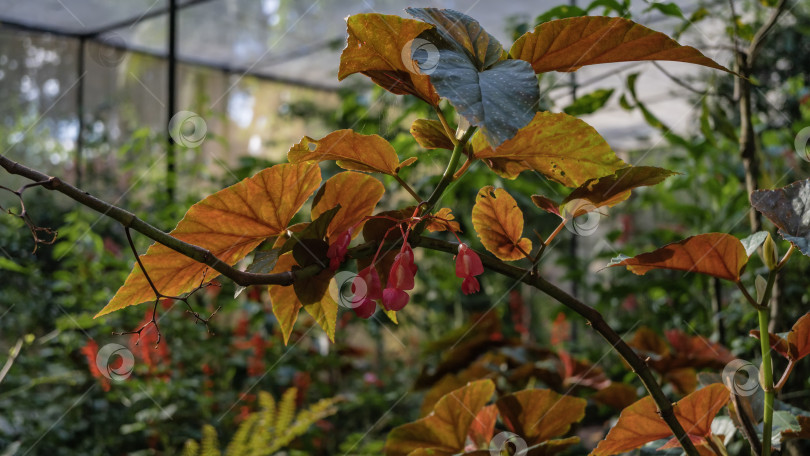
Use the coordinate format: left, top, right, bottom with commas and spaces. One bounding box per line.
393, 174, 422, 203
434, 106, 458, 146
758, 268, 778, 456
423, 127, 476, 213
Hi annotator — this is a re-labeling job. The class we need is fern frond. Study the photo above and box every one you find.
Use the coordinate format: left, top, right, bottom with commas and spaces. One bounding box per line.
200, 424, 222, 456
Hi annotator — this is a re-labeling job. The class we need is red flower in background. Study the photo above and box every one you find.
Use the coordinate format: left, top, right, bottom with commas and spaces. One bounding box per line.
327, 229, 352, 270
80, 339, 111, 391
456, 244, 483, 295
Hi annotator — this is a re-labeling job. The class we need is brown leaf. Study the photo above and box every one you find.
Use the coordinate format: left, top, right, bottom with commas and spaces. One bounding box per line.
288, 130, 409, 176
510, 16, 730, 74
472, 112, 626, 187
339, 14, 439, 105
426, 207, 461, 233
590, 383, 730, 455
609, 233, 748, 282
561, 166, 677, 216
750, 178, 810, 256
97, 163, 321, 317
472, 186, 532, 261
384, 379, 495, 456
311, 171, 385, 240
496, 388, 586, 445
531, 195, 561, 217
411, 119, 455, 150
591, 383, 638, 410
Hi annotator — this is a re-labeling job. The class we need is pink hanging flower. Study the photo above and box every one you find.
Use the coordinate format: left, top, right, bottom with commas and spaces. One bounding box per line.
382, 287, 410, 311
352, 297, 377, 319
349, 266, 382, 319
456, 244, 483, 295
327, 229, 352, 270
387, 244, 417, 291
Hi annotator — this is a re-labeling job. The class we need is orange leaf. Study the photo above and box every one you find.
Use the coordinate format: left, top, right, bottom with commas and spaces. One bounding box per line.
411, 119, 455, 150
590, 383, 730, 456
426, 207, 461, 233
97, 163, 321, 317
338, 14, 439, 106
629, 326, 670, 357
472, 186, 532, 261
467, 404, 497, 449
496, 388, 586, 445
561, 166, 677, 216
288, 130, 409, 176
591, 383, 638, 410
751, 312, 810, 361
268, 253, 338, 345
510, 16, 730, 74
472, 112, 626, 187
311, 171, 385, 240
609, 233, 748, 282
384, 379, 495, 456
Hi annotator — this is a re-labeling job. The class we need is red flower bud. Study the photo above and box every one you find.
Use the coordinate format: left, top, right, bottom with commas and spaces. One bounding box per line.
327, 229, 352, 270
382, 287, 410, 311
456, 244, 483, 294
388, 251, 416, 291
353, 297, 377, 319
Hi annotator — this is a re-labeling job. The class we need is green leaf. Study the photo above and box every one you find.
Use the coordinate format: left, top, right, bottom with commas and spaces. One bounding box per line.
535, 5, 587, 24
234, 249, 281, 298
563, 89, 614, 116
0, 256, 26, 273
644, 2, 686, 20
740, 231, 769, 257
406, 9, 540, 147
279, 205, 341, 254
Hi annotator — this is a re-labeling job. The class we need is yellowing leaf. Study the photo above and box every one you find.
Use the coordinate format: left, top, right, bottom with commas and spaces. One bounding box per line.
426, 207, 461, 233
311, 171, 385, 240
268, 253, 338, 345
338, 14, 439, 106
97, 163, 321, 317
561, 166, 677, 215
473, 112, 626, 187
472, 187, 532, 261
288, 130, 408, 176
411, 119, 455, 150
511, 16, 730, 74
384, 379, 495, 456
609, 233, 748, 282
591, 383, 730, 456
496, 389, 586, 445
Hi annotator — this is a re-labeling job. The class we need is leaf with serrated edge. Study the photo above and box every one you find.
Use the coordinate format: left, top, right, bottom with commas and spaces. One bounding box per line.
751, 179, 810, 256
473, 112, 626, 187
97, 163, 321, 317
609, 233, 748, 282
511, 16, 730, 74
288, 130, 407, 176
311, 171, 385, 241
338, 14, 439, 105
472, 186, 532, 261
590, 383, 729, 455
406, 8, 503, 69
384, 379, 495, 456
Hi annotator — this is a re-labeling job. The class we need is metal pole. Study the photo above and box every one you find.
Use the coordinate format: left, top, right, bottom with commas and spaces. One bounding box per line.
167, 0, 177, 203
76, 37, 85, 188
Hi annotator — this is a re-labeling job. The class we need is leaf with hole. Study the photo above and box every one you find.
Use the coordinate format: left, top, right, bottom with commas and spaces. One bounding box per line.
472, 187, 532, 261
